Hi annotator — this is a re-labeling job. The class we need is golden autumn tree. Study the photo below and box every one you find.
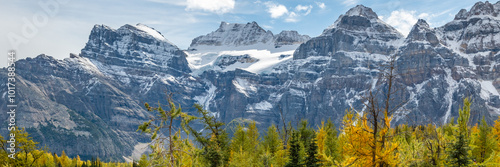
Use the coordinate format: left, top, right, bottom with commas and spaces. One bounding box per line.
343, 56, 399, 166
339, 109, 373, 166
316, 120, 340, 166
493, 117, 500, 149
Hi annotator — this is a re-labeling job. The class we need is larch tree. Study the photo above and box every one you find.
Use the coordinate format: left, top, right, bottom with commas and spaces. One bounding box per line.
187, 104, 230, 167
137, 94, 197, 167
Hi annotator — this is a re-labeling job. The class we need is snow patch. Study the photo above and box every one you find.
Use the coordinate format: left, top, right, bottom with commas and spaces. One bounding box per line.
443, 69, 458, 124
194, 81, 217, 110
233, 78, 257, 97
246, 100, 273, 113
133, 24, 167, 41
186, 45, 298, 75
480, 80, 500, 100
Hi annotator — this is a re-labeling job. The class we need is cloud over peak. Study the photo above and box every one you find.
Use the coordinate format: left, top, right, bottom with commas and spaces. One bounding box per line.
186, 0, 235, 14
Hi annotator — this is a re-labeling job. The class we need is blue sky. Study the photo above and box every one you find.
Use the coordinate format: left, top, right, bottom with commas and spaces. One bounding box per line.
0, 0, 483, 65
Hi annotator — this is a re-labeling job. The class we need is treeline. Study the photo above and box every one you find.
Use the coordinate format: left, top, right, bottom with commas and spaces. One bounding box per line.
133, 97, 500, 167
0, 127, 132, 167
1, 99, 500, 166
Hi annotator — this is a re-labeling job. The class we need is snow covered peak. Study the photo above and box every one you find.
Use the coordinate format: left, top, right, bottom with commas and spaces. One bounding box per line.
81, 24, 191, 75
344, 5, 378, 19
320, 5, 402, 41
294, 4, 404, 60
189, 21, 275, 51
407, 19, 431, 37
454, 1, 500, 20
117, 23, 170, 42
217, 21, 263, 32
324, 4, 399, 36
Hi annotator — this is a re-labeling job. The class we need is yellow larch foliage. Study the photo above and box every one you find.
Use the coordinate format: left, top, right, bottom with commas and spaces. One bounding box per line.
493, 117, 500, 148
315, 121, 331, 165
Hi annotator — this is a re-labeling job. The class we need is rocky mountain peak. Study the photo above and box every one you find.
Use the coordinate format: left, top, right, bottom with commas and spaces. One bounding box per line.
414, 19, 430, 28
454, 1, 500, 20
405, 19, 439, 45
323, 5, 400, 37
344, 5, 378, 19
189, 21, 275, 50
294, 4, 403, 60
117, 23, 168, 42
442, 1, 500, 53
216, 21, 265, 33
81, 24, 191, 76
189, 21, 310, 51
274, 30, 311, 46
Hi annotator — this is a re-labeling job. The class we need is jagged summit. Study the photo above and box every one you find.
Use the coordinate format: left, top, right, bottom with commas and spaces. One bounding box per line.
81, 24, 191, 75
295, 4, 403, 59
274, 30, 311, 46
87, 23, 176, 47
189, 21, 274, 50
454, 1, 500, 20
344, 5, 378, 19
441, 1, 500, 53
188, 21, 310, 51
323, 5, 401, 37
405, 19, 439, 45
216, 21, 266, 33
414, 19, 430, 28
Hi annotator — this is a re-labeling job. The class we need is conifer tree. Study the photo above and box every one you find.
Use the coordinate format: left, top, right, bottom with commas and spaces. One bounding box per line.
305, 139, 321, 167
447, 133, 470, 166
471, 117, 495, 163
262, 125, 282, 155
187, 104, 230, 167
286, 131, 302, 167
446, 98, 471, 166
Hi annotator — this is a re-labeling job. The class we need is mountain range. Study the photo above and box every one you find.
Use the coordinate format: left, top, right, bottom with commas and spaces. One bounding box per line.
1, 1, 500, 161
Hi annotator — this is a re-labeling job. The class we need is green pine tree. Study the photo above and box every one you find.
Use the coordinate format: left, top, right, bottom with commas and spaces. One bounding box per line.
305, 139, 321, 167
447, 133, 471, 166
446, 98, 472, 166
286, 131, 302, 167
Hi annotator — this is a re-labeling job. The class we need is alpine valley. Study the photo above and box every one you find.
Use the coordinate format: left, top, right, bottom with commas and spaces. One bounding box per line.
1, 1, 500, 161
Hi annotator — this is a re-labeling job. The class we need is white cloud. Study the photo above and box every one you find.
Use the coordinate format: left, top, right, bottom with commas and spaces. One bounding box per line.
262, 2, 313, 22
382, 9, 432, 36
186, 0, 235, 14
147, 0, 186, 6
264, 2, 289, 18
285, 12, 298, 22
295, 5, 312, 15
342, 0, 359, 7
315, 2, 326, 9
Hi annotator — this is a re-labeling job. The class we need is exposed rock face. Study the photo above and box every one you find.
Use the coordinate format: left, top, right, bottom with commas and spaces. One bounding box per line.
442, 1, 500, 54
1, 1, 500, 162
0, 54, 149, 161
82, 24, 191, 75
293, 5, 403, 60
